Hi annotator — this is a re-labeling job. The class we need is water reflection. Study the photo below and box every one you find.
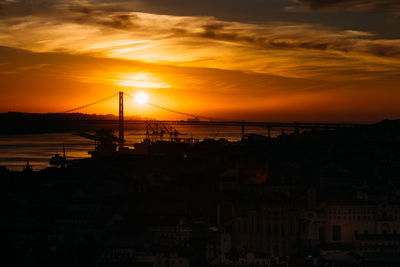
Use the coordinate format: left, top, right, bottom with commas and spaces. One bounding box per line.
0, 126, 284, 170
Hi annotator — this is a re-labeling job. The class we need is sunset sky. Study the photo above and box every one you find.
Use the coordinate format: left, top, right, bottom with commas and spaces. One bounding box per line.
1, 0, 400, 122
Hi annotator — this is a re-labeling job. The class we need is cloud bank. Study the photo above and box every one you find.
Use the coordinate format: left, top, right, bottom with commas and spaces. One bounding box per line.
0, 0, 399, 80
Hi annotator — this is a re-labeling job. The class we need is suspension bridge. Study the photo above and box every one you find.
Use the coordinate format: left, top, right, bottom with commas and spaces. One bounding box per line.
62, 91, 360, 145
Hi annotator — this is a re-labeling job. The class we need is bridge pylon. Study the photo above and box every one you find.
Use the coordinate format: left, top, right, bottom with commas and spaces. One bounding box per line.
119, 91, 124, 147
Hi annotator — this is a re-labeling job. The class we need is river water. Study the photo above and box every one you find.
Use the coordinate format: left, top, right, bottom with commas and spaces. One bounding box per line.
0, 125, 286, 171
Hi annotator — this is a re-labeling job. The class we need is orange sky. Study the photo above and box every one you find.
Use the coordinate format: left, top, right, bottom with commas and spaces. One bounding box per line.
1, 1, 400, 122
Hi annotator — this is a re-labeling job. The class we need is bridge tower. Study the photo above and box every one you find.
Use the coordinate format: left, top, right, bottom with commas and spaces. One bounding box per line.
119, 91, 124, 147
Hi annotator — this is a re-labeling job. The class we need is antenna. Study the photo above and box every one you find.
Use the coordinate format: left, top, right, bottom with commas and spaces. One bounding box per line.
63, 143, 66, 159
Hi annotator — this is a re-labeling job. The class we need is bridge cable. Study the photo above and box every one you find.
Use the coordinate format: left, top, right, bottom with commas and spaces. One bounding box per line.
124, 93, 223, 121
62, 93, 119, 113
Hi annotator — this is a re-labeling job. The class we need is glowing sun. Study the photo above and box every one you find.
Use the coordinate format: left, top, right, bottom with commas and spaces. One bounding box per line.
135, 92, 149, 104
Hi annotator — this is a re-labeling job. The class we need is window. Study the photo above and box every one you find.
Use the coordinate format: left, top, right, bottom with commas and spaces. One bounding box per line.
332, 225, 341, 241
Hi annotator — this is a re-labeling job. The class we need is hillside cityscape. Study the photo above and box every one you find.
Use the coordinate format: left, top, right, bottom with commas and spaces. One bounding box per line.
2, 119, 400, 266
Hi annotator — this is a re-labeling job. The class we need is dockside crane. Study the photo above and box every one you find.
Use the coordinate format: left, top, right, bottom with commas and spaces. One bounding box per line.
76, 129, 119, 157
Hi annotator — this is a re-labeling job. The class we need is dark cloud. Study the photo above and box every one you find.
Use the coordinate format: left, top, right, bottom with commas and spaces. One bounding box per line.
0, 0, 139, 30
69, 5, 139, 30
0, 0, 66, 17
193, 22, 400, 59
266, 38, 400, 58
295, 0, 400, 16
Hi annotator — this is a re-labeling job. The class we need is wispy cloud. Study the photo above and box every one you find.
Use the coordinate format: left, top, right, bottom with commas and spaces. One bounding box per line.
0, 0, 399, 81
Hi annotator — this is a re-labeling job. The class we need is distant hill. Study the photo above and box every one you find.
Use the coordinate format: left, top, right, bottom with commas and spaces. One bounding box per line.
0, 112, 119, 120
0, 112, 145, 134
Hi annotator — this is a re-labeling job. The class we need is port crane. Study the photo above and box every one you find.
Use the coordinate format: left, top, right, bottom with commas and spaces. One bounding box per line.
144, 122, 184, 143
145, 122, 165, 142
76, 129, 119, 157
